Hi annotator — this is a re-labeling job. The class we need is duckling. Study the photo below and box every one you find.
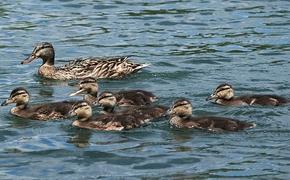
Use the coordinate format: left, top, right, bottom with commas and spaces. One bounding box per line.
168, 99, 256, 132
1, 87, 76, 120
69, 77, 157, 106
206, 83, 289, 106
70, 101, 165, 131
97, 91, 167, 118
21, 42, 149, 80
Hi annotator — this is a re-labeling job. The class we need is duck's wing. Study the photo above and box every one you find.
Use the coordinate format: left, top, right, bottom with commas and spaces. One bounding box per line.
194, 116, 255, 131
116, 90, 157, 106
58, 56, 149, 79
28, 101, 76, 120
248, 95, 289, 106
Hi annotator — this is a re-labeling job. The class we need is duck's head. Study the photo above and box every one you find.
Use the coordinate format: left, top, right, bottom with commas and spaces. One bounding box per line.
206, 83, 234, 101
70, 101, 92, 121
21, 42, 55, 65
97, 91, 117, 113
1, 87, 30, 107
70, 77, 99, 97
168, 99, 193, 117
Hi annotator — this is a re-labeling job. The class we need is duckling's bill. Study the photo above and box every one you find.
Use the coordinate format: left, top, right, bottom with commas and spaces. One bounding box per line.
69, 89, 86, 96
1, 98, 12, 106
206, 94, 217, 101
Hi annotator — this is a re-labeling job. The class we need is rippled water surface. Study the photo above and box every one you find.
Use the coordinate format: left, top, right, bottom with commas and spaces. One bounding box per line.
1, 0, 290, 179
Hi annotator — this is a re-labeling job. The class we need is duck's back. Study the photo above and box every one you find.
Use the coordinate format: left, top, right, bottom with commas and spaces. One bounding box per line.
188, 116, 255, 132
57, 56, 146, 79
115, 90, 157, 106
16, 101, 76, 120
128, 105, 168, 121
239, 94, 288, 106
75, 113, 143, 131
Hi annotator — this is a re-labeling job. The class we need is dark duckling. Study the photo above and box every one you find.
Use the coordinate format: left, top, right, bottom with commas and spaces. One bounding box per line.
97, 91, 168, 119
69, 77, 157, 106
1, 87, 76, 120
21, 42, 149, 80
206, 83, 289, 106
168, 99, 256, 132
70, 101, 166, 131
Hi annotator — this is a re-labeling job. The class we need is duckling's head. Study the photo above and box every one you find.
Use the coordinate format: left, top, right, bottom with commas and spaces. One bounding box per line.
168, 99, 193, 117
70, 77, 99, 97
70, 102, 92, 121
207, 83, 234, 101
1, 87, 30, 106
21, 42, 55, 65
98, 92, 117, 113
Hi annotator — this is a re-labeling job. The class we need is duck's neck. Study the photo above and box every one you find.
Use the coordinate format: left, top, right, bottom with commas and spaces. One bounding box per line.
84, 94, 98, 105
41, 48, 55, 66
215, 97, 244, 105
78, 117, 91, 122
16, 103, 28, 110
11, 103, 28, 114
103, 105, 115, 113
169, 114, 191, 128
169, 115, 183, 127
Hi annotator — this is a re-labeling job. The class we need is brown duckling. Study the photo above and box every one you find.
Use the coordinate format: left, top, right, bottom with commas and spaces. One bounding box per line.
21, 42, 149, 80
207, 83, 289, 106
70, 101, 166, 131
69, 77, 157, 106
1, 87, 76, 120
168, 99, 256, 132
97, 91, 168, 118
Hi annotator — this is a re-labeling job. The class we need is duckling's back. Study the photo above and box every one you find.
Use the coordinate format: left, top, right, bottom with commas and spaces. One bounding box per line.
17, 101, 76, 120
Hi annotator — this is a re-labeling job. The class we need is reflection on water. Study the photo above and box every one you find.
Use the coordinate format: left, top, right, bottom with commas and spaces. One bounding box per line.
0, 0, 290, 179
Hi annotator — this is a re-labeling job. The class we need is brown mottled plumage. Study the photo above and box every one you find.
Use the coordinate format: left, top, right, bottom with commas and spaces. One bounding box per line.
207, 83, 289, 106
70, 77, 157, 106
1, 87, 76, 120
97, 91, 167, 116
168, 99, 256, 132
70, 101, 167, 131
21, 42, 150, 80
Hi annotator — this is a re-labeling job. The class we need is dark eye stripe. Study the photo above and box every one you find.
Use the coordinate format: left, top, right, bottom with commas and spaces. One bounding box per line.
80, 81, 96, 85
173, 103, 189, 108
216, 87, 230, 93
11, 92, 27, 98
98, 95, 113, 101
74, 104, 88, 110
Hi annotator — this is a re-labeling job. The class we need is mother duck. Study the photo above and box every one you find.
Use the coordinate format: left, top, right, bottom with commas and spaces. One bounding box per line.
21, 42, 149, 80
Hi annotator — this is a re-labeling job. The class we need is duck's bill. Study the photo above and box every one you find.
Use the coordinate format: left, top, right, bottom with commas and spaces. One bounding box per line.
92, 101, 99, 106
166, 108, 172, 116
68, 110, 76, 117
69, 89, 86, 96
21, 54, 37, 64
1, 99, 12, 106
206, 94, 217, 101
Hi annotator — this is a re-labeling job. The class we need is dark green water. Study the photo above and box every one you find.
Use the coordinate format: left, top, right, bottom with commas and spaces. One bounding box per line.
1, 0, 290, 179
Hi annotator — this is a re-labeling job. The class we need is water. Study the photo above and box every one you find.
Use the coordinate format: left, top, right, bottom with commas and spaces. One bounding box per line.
0, 0, 290, 179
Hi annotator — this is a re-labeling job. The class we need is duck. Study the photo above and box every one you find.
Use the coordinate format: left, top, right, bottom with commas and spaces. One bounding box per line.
21, 42, 150, 80
69, 77, 157, 106
168, 99, 256, 132
1, 87, 77, 120
97, 91, 167, 115
70, 101, 166, 131
206, 83, 289, 106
